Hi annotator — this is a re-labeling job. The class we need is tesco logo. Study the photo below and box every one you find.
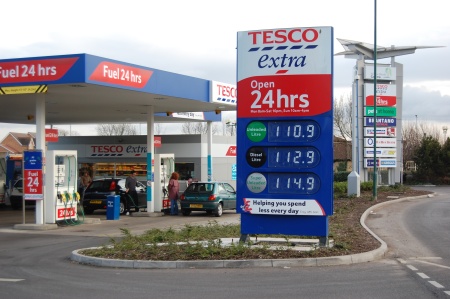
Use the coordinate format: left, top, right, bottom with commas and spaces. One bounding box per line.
248, 28, 319, 45
217, 84, 237, 99
91, 145, 124, 153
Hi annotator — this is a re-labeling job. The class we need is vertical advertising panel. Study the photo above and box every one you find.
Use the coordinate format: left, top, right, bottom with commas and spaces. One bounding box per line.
23, 150, 43, 200
237, 27, 334, 236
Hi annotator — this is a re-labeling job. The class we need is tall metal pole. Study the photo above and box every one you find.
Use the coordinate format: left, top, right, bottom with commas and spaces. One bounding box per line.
373, 0, 378, 200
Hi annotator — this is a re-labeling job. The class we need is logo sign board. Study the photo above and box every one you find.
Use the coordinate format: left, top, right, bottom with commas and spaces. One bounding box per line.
364, 137, 397, 148
364, 148, 397, 158
211, 81, 237, 106
364, 127, 396, 137
23, 150, 43, 200
237, 26, 333, 237
172, 112, 205, 120
45, 128, 59, 142
87, 141, 161, 157
364, 117, 396, 127
364, 106, 396, 117
364, 158, 397, 168
364, 83, 396, 106
364, 65, 396, 80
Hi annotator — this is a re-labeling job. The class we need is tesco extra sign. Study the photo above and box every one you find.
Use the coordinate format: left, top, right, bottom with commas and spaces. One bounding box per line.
88, 144, 150, 157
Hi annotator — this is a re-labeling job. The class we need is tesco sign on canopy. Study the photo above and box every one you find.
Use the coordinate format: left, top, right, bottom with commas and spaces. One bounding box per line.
211, 81, 237, 106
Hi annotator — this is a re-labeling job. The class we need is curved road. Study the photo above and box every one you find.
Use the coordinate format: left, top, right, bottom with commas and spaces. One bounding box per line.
0, 187, 449, 299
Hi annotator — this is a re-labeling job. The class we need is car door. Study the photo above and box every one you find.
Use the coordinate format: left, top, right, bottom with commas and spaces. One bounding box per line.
222, 183, 236, 210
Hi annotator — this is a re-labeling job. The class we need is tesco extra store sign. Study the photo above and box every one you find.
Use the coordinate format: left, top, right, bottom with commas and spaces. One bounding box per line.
87, 142, 160, 157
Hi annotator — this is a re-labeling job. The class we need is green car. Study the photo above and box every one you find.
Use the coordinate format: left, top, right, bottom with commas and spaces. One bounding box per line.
180, 182, 236, 217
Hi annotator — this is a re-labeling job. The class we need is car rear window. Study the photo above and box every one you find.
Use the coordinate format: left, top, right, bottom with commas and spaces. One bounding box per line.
186, 183, 214, 193
86, 180, 115, 192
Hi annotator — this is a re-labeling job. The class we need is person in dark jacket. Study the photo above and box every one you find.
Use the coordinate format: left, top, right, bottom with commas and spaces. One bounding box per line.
125, 171, 139, 215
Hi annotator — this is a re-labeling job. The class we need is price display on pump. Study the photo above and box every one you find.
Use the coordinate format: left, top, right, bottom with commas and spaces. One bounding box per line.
236, 27, 334, 236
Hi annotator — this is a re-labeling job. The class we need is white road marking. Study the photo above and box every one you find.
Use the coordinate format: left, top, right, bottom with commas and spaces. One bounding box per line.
443, 290, 450, 295
417, 272, 429, 279
429, 281, 445, 289
410, 257, 442, 260
0, 278, 24, 282
413, 260, 450, 270
407, 265, 418, 271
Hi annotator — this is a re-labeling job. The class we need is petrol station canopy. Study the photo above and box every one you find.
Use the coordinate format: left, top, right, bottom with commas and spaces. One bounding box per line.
0, 54, 236, 126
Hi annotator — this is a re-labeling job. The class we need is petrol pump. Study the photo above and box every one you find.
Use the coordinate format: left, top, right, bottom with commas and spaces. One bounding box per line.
153, 154, 174, 213
45, 150, 79, 224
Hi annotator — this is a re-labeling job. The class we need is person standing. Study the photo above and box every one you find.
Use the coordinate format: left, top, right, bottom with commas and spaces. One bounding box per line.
79, 172, 92, 197
168, 172, 180, 216
125, 171, 139, 215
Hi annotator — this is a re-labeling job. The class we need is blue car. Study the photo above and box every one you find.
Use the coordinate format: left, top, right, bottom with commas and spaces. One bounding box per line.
179, 182, 236, 217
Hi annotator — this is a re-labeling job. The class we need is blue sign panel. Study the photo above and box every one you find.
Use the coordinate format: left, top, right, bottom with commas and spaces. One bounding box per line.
23, 151, 43, 170
236, 27, 334, 237
364, 117, 397, 127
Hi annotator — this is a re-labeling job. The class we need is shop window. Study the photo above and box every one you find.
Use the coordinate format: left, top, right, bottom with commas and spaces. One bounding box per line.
175, 162, 194, 180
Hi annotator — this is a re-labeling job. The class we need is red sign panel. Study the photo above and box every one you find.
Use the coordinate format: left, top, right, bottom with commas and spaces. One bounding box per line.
57, 207, 76, 220
0, 58, 78, 84
89, 61, 153, 89
154, 136, 162, 148
365, 95, 397, 106
45, 128, 59, 142
23, 169, 43, 200
237, 74, 332, 118
226, 146, 237, 156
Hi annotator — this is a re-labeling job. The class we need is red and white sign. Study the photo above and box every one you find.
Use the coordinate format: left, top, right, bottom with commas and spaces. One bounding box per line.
154, 136, 161, 148
237, 27, 332, 118
364, 137, 397, 148
23, 169, 43, 200
57, 207, 76, 220
364, 127, 396, 137
226, 146, 237, 156
45, 128, 59, 142
0, 57, 78, 84
364, 84, 396, 106
89, 61, 153, 89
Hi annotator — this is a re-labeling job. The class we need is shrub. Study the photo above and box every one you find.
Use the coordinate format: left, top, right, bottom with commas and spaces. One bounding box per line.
334, 171, 350, 182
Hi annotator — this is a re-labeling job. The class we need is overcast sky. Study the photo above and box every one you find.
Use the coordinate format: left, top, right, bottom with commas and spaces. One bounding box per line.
1, 0, 449, 140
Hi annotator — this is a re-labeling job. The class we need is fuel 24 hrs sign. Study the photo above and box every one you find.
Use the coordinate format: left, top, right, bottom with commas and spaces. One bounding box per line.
237, 27, 334, 236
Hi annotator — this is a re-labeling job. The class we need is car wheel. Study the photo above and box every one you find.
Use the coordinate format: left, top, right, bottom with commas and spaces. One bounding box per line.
120, 201, 125, 214
182, 209, 191, 216
214, 203, 223, 217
